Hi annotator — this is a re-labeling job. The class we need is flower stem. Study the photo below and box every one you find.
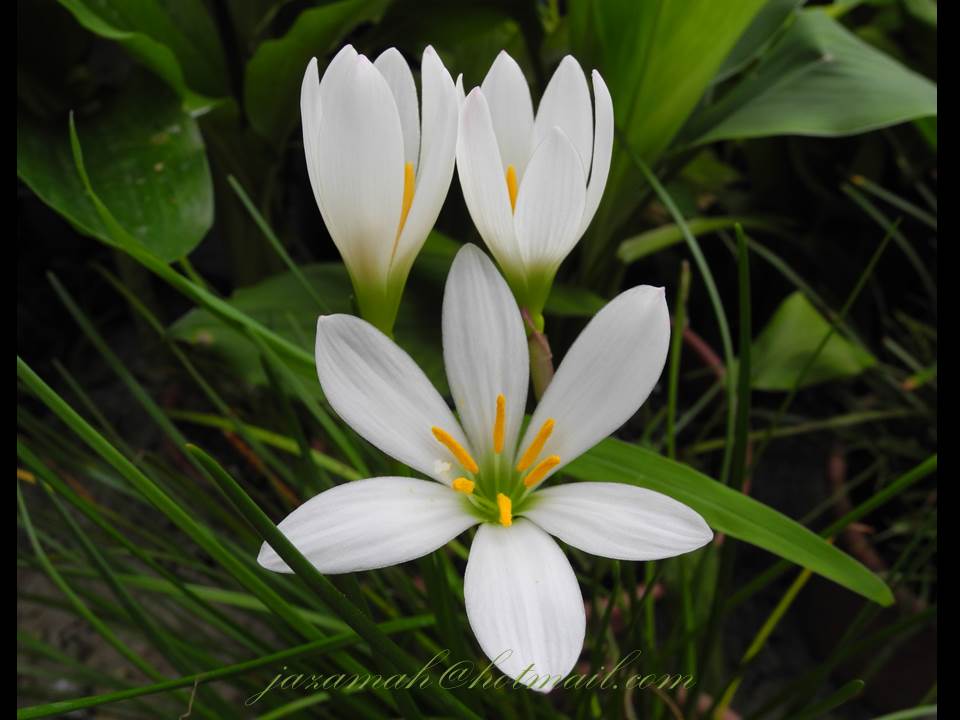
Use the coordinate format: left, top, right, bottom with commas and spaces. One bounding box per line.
522, 309, 554, 400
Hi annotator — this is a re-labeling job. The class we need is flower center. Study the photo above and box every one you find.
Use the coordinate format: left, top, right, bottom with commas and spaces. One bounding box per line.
433, 395, 559, 527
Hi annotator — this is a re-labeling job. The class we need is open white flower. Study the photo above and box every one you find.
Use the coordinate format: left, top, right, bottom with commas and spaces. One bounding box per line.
456, 52, 614, 318
301, 45, 459, 333
259, 244, 711, 690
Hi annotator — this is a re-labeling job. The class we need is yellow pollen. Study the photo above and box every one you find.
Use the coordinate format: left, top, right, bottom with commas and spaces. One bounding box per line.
497, 493, 512, 527
505, 164, 518, 213
452, 477, 475, 494
522, 454, 561, 488
493, 394, 506, 453
431, 427, 479, 474
515, 418, 555, 472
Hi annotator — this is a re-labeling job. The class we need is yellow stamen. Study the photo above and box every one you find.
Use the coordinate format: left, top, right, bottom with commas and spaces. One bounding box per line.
389, 162, 417, 262
497, 493, 512, 527
452, 477, 475, 494
515, 418, 555, 472
493, 394, 506, 453
522, 454, 561, 488
397, 161, 416, 237
431, 426, 479, 474
505, 164, 518, 213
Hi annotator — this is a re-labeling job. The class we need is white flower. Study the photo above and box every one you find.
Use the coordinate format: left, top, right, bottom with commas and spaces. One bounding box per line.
259, 245, 711, 690
455, 52, 614, 317
301, 45, 459, 332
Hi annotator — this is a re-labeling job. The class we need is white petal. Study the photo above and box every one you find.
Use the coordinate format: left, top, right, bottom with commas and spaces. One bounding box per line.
480, 51, 534, 177
578, 70, 614, 238
442, 245, 528, 461
464, 520, 584, 690
534, 56, 593, 178
525, 482, 712, 560
300, 57, 323, 218
315, 314, 471, 483
391, 46, 458, 276
318, 45, 358, 103
258, 477, 477, 573
513, 127, 586, 270
519, 286, 670, 477
315, 54, 404, 283
374, 48, 420, 170
457, 89, 520, 271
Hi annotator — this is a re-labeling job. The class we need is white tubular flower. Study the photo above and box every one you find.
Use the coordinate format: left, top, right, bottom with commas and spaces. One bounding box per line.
301, 45, 459, 333
456, 52, 614, 319
259, 245, 711, 691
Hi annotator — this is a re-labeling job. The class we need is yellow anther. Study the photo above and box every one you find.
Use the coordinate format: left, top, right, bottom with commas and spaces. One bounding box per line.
505, 164, 518, 213
452, 477, 475, 494
431, 426, 479, 474
493, 394, 506, 453
397, 161, 416, 237
515, 418, 555, 472
17, 468, 36, 484
522, 454, 561, 488
497, 493, 512, 527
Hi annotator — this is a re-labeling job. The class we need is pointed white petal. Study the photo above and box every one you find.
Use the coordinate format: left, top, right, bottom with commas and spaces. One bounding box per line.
464, 520, 584, 690
534, 56, 593, 178
374, 47, 420, 170
578, 70, 614, 238
480, 51, 534, 176
258, 477, 478, 573
443, 245, 528, 461
318, 45, 358, 103
315, 314, 471, 483
300, 57, 324, 218
525, 482, 712, 560
391, 46, 458, 276
455, 73, 466, 106
457, 89, 521, 271
315, 54, 404, 283
519, 286, 670, 477
513, 127, 586, 270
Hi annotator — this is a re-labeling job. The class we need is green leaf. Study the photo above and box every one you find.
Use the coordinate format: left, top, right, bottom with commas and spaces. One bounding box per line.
713, 0, 803, 83
617, 216, 786, 264
565, 439, 893, 606
751, 292, 876, 391
244, 0, 391, 147
682, 10, 938, 145
58, 0, 228, 110
170, 263, 448, 395
569, 0, 767, 256
18, 76, 213, 262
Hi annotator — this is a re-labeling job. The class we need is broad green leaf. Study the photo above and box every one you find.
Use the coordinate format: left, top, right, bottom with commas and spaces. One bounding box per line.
751, 292, 877, 390
18, 76, 213, 262
170, 263, 448, 395
568, 0, 767, 273
244, 0, 391, 147
58, 0, 228, 110
565, 439, 893, 606
682, 10, 938, 145
714, 0, 803, 83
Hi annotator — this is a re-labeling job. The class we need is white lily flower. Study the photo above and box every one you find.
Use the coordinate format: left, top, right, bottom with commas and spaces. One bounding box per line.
301, 45, 459, 333
456, 52, 614, 319
259, 245, 711, 690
